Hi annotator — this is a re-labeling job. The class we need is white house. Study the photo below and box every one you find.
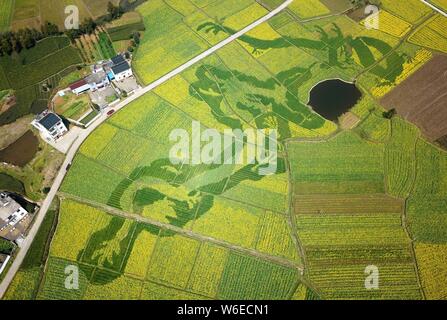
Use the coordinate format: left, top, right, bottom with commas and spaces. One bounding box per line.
109, 55, 133, 81
32, 111, 68, 142
0, 193, 28, 229
111, 61, 133, 81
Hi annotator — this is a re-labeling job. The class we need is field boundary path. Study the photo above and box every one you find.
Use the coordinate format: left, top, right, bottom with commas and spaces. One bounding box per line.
58, 192, 304, 271
0, 0, 294, 298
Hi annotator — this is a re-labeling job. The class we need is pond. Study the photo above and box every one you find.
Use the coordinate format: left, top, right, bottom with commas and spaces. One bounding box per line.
0, 131, 39, 167
0, 173, 25, 194
308, 79, 362, 121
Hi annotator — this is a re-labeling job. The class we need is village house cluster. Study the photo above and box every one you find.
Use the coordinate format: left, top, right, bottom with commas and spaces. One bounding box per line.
31, 54, 138, 144
69, 54, 134, 96
0, 192, 34, 276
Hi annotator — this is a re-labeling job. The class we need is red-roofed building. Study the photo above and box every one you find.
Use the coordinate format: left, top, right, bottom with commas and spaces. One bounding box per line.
69, 79, 90, 95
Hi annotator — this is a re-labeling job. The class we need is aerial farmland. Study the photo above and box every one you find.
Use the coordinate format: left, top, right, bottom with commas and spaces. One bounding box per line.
0, 0, 446, 304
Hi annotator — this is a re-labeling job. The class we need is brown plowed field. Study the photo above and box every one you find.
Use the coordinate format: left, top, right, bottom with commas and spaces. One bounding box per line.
381, 55, 447, 141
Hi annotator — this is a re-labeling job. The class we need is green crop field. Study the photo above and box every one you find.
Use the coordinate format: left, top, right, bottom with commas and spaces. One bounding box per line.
10, 0, 107, 30
0, 36, 82, 125
0, 0, 14, 31
33, 199, 313, 300
5, 0, 447, 301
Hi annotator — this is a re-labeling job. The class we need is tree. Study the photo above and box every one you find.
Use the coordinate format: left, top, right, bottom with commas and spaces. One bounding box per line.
41, 21, 60, 36
107, 1, 124, 20
132, 32, 140, 45
383, 108, 397, 119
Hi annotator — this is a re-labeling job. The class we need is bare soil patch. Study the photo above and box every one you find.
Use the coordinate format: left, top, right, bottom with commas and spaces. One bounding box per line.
381, 55, 447, 141
340, 112, 360, 129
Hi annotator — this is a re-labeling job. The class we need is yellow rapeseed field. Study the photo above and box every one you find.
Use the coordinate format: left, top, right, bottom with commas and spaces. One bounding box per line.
361, 10, 411, 38
415, 243, 447, 300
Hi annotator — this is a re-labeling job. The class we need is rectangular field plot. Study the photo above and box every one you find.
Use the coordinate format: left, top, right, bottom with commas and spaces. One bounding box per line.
81, 216, 136, 272
407, 13, 447, 54
50, 200, 109, 261
134, 0, 208, 84
355, 112, 391, 143
381, 0, 431, 24
415, 243, 447, 300
0, 0, 14, 31
385, 118, 420, 198
309, 264, 422, 300
217, 253, 299, 300
360, 10, 411, 38
294, 194, 403, 215
297, 211, 422, 299
287, 0, 330, 19
108, 93, 161, 131
84, 269, 143, 300
288, 131, 386, 194
147, 233, 201, 288
192, 197, 263, 249
37, 257, 94, 300
255, 211, 300, 263
223, 174, 288, 213
79, 123, 118, 159
201, 0, 256, 21
407, 139, 447, 243
187, 243, 229, 297
124, 224, 160, 278
134, 0, 269, 85
96, 130, 151, 175
296, 213, 410, 247
60, 154, 126, 205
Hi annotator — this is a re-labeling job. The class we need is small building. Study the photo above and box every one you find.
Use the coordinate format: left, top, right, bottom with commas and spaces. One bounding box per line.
86, 71, 110, 92
109, 54, 133, 81
111, 61, 133, 81
0, 193, 28, 229
69, 79, 90, 95
111, 55, 126, 66
31, 111, 68, 142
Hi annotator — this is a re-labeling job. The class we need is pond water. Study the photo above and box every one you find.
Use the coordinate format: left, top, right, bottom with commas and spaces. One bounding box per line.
0, 131, 39, 167
0, 173, 25, 194
308, 79, 362, 121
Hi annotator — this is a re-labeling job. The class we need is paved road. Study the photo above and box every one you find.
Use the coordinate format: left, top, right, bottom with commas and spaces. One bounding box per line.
0, 0, 293, 298
420, 0, 447, 17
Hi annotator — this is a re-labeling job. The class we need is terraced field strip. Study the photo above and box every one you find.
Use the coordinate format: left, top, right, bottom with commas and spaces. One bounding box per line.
59, 192, 304, 272
296, 213, 423, 299
294, 194, 404, 214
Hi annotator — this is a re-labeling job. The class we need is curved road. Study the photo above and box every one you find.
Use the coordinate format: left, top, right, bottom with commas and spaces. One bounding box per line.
0, 0, 293, 298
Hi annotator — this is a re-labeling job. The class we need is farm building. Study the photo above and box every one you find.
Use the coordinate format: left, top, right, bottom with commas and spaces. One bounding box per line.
110, 55, 133, 81
69, 79, 90, 95
0, 193, 28, 230
86, 71, 110, 91
111, 61, 133, 81
32, 111, 68, 142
